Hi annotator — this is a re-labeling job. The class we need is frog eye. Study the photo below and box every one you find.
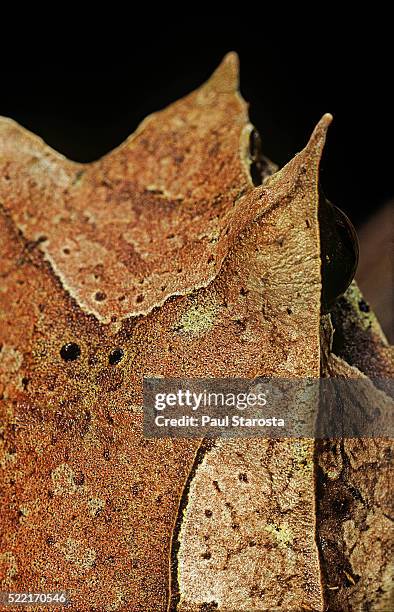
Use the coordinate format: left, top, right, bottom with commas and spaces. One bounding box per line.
319, 191, 359, 313
248, 127, 275, 186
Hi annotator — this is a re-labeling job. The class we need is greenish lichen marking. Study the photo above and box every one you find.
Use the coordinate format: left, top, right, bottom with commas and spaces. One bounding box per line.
264, 523, 293, 548
175, 302, 218, 335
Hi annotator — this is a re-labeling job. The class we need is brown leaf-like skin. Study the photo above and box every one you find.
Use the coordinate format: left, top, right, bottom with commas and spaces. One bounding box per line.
3, 53, 388, 612
0, 54, 254, 326
317, 290, 394, 611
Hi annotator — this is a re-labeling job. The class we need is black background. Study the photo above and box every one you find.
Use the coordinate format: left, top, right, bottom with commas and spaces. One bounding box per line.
1, 24, 391, 228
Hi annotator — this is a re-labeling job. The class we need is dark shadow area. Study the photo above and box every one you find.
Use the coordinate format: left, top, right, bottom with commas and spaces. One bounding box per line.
1, 27, 391, 228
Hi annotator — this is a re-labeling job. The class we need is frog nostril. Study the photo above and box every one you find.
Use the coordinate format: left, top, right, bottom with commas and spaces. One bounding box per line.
60, 343, 81, 361
109, 348, 124, 365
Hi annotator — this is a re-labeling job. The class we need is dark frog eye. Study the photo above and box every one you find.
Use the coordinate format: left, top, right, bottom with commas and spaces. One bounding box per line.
319, 191, 359, 313
248, 127, 276, 186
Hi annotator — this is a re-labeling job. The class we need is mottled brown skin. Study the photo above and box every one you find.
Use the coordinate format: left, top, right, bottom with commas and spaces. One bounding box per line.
0, 53, 391, 612
316, 289, 394, 612
0, 54, 254, 327
330, 282, 394, 382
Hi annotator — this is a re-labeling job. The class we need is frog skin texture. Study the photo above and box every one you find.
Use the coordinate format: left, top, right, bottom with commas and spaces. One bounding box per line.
0, 53, 392, 611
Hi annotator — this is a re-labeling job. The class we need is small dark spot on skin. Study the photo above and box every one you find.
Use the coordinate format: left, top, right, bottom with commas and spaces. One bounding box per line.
238, 473, 248, 482
136, 294, 144, 304
17, 509, 24, 517
95, 291, 107, 302
21, 377, 29, 390
207, 255, 214, 264
177, 268, 183, 274
131, 483, 140, 496
46, 536, 55, 546
118, 295, 126, 302
305, 219, 311, 228
201, 552, 211, 560
103, 449, 110, 461
161, 285, 167, 292
249, 585, 262, 598
167, 233, 175, 239
73, 471, 85, 486
205, 509, 213, 518
287, 307, 292, 315
232, 523, 240, 530
239, 287, 248, 297
212, 480, 221, 492
200, 603, 218, 611
109, 348, 124, 365
234, 319, 246, 331
383, 447, 393, 461
249, 128, 263, 186
63, 248, 70, 255
60, 343, 81, 362
111, 315, 117, 323
358, 299, 370, 313
249, 541, 257, 547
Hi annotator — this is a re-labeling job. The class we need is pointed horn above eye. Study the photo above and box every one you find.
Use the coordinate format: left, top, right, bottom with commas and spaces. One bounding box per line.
205, 51, 240, 93
305, 113, 333, 159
